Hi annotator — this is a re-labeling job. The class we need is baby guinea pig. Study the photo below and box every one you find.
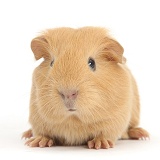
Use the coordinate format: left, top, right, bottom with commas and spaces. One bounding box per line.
22, 27, 149, 149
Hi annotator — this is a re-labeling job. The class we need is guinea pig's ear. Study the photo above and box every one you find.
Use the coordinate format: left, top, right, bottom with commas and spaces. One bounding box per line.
31, 36, 50, 60
103, 38, 124, 63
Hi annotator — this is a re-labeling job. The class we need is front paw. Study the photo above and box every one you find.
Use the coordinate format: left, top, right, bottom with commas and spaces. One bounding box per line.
25, 136, 54, 147
128, 127, 149, 140
88, 137, 114, 150
22, 129, 33, 139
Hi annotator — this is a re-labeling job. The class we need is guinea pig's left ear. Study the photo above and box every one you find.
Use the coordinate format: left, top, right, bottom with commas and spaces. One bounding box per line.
103, 38, 124, 63
31, 35, 50, 60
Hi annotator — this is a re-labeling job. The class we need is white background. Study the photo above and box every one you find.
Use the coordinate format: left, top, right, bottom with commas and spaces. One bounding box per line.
0, 0, 159, 159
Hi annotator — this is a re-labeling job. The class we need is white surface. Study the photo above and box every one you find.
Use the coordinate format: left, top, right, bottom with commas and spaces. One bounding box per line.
0, 0, 160, 159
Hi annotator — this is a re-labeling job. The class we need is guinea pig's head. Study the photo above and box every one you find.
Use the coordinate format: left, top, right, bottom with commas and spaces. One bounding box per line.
31, 27, 124, 124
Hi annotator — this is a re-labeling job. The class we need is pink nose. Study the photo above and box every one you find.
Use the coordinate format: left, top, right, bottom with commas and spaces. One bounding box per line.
60, 90, 78, 100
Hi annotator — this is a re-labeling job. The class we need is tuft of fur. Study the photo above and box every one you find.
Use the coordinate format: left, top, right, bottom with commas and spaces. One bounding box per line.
22, 27, 149, 149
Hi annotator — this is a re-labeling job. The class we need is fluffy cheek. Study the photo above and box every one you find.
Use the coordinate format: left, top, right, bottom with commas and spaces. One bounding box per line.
36, 86, 68, 123
75, 88, 109, 124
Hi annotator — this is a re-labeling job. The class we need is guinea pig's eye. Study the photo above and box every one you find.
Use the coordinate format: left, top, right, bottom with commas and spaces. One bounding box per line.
88, 58, 96, 71
50, 60, 54, 67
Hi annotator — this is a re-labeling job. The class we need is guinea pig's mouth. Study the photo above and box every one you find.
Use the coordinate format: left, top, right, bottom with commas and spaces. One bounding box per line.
68, 108, 77, 112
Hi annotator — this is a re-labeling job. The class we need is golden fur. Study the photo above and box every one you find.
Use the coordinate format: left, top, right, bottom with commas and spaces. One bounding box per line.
23, 27, 149, 149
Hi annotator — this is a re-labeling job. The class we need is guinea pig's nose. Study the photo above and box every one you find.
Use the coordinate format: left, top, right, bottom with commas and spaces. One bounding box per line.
60, 90, 78, 100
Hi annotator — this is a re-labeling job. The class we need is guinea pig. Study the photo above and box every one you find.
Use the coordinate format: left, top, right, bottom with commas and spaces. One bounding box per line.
22, 27, 149, 149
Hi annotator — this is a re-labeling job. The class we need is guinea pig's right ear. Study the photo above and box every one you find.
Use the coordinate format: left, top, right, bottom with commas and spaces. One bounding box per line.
102, 38, 124, 64
31, 36, 50, 60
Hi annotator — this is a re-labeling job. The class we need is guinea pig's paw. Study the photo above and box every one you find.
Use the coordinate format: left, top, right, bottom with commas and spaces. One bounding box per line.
22, 129, 33, 139
87, 137, 114, 150
128, 127, 150, 140
25, 136, 54, 147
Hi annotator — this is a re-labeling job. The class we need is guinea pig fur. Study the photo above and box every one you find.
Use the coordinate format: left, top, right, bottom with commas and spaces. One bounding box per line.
22, 27, 149, 149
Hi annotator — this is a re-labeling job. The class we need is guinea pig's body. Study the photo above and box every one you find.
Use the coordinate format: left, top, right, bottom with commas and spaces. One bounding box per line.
23, 27, 149, 149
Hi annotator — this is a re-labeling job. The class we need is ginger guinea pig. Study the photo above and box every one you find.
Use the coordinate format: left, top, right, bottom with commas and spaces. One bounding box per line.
22, 27, 149, 149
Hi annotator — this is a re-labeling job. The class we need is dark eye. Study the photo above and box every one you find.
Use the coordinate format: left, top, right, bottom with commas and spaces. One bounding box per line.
50, 60, 54, 67
88, 58, 96, 71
